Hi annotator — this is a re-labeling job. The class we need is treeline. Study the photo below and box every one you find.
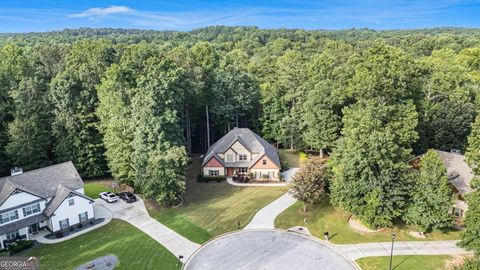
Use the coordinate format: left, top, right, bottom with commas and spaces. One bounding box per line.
0, 27, 479, 206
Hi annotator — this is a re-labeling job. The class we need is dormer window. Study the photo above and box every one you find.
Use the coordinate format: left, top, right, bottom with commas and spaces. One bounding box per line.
68, 198, 75, 206
262, 159, 267, 165
239, 154, 247, 161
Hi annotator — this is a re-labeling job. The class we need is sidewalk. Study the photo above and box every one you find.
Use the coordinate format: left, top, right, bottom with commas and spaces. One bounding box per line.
334, 240, 473, 260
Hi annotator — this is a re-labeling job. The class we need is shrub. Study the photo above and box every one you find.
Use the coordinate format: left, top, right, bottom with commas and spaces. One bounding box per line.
8, 240, 33, 254
299, 151, 308, 165
197, 174, 225, 183
55, 231, 63, 238
0, 249, 10, 256
78, 223, 83, 229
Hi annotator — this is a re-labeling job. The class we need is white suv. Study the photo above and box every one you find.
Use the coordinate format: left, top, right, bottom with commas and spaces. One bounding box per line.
99, 192, 118, 203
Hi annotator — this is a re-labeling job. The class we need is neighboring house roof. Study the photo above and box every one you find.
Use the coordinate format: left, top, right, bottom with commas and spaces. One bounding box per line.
202, 128, 281, 168
0, 161, 85, 207
415, 150, 474, 196
44, 184, 93, 217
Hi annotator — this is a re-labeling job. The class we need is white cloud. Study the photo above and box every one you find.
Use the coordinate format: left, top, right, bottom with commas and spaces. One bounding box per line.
69, 6, 134, 18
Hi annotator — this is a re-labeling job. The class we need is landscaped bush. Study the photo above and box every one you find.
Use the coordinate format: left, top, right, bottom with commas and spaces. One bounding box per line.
0, 249, 10, 256
55, 231, 64, 238
299, 151, 308, 164
8, 240, 33, 254
196, 173, 225, 183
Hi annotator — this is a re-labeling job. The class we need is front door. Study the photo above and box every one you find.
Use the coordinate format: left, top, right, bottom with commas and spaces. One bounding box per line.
29, 223, 39, 234
227, 168, 234, 176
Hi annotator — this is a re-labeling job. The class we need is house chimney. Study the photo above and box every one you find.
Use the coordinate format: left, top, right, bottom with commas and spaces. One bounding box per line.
10, 167, 23, 176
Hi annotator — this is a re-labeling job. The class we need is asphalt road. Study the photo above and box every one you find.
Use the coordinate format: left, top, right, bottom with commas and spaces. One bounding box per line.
184, 230, 359, 270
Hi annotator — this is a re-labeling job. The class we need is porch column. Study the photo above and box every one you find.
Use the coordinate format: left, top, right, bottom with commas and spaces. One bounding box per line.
25, 227, 29, 240
0, 238, 4, 250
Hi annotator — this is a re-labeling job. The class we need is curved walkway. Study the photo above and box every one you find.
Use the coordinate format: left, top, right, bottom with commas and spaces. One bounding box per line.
244, 191, 297, 229
96, 197, 200, 263
31, 203, 113, 244
184, 230, 359, 270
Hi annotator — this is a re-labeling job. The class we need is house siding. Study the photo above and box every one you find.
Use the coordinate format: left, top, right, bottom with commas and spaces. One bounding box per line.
205, 157, 223, 167
49, 195, 94, 232
0, 192, 42, 211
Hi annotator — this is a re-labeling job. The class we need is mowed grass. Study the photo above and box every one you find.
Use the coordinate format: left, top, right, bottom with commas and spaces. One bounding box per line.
356, 255, 457, 270
154, 209, 212, 244
147, 155, 289, 243
83, 180, 114, 198
275, 196, 462, 244
27, 220, 181, 270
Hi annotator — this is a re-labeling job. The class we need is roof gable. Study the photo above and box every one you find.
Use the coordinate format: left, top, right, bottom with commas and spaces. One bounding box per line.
202, 128, 280, 168
44, 185, 93, 217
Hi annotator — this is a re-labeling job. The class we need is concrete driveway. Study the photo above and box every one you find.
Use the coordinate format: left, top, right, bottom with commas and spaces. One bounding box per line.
281, 167, 300, 182
184, 230, 359, 270
95, 197, 200, 262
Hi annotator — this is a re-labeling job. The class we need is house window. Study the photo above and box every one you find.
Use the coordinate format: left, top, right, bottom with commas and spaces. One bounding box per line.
239, 154, 247, 161
268, 171, 275, 179
226, 154, 235, 162
78, 212, 88, 223
23, 203, 40, 217
238, 168, 248, 174
59, 219, 70, 230
209, 170, 219, 176
68, 199, 74, 206
0, 210, 19, 224
255, 171, 261, 178
262, 159, 267, 165
5, 230, 19, 240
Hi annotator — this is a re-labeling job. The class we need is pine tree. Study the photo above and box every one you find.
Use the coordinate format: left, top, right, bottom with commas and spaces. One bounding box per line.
405, 149, 454, 233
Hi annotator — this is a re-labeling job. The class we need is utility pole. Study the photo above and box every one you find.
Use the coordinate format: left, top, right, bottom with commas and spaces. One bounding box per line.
389, 233, 396, 270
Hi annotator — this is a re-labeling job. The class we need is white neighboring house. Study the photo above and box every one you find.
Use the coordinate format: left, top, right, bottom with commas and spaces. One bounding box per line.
0, 161, 95, 249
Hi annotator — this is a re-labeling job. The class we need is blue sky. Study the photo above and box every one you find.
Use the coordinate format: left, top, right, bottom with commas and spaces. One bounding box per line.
1, 0, 480, 33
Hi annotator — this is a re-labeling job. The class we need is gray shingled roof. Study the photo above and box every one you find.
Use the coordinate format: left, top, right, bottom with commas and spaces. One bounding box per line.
0, 213, 47, 235
434, 150, 474, 195
0, 161, 85, 207
202, 128, 281, 168
44, 184, 93, 217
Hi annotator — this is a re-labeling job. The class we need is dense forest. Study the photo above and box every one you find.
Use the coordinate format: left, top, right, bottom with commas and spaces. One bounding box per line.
1, 26, 480, 207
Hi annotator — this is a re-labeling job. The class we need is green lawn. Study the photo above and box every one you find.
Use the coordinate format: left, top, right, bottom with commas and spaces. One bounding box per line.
83, 181, 114, 198
27, 220, 181, 270
356, 255, 456, 270
147, 155, 289, 243
275, 196, 462, 244
154, 209, 212, 244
